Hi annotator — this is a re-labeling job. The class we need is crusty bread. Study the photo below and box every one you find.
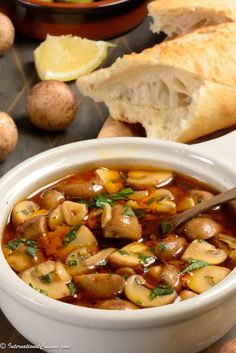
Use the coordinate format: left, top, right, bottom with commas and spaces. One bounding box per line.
148, 0, 236, 37
77, 22, 236, 143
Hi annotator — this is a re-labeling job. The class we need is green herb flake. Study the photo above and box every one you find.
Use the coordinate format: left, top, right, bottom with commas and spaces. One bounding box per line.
123, 205, 135, 217
146, 197, 155, 205
6, 238, 21, 251
122, 274, 129, 280
197, 196, 203, 204
159, 221, 170, 235
197, 239, 204, 244
136, 300, 144, 306
21, 209, 30, 216
37, 289, 48, 296
63, 224, 81, 246
25, 246, 37, 259
68, 282, 77, 296
159, 243, 167, 252
68, 259, 78, 266
180, 258, 208, 275
138, 253, 154, 266
134, 208, 146, 218
149, 285, 174, 300
94, 195, 113, 209
40, 274, 52, 284
118, 250, 129, 256
111, 188, 134, 200
21, 238, 38, 248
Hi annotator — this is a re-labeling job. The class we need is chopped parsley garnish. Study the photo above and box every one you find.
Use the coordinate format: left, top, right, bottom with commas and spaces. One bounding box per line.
149, 285, 174, 300
136, 300, 144, 306
63, 224, 81, 246
25, 246, 37, 258
197, 196, 203, 203
134, 208, 146, 218
197, 239, 204, 244
122, 274, 129, 280
146, 197, 155, 205
40, 274, 52, 284
21, 238, 38, 248
138, 253, 154, 266
118, 250, 129, 256
68, 282, 77, 296
93, 195, 113, 209
159, 221, 170, 235
110, 188, 134, 200
180, 258, 208, 275
29, 283, 48, 296
6, 238, 21, 251
159, 242, 167, 252
68, 259, 78, 266
123, 205, 135, 217
21, 209, 30, 216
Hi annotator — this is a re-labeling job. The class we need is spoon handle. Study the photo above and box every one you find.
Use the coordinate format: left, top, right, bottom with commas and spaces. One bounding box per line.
167, 186, 236, 233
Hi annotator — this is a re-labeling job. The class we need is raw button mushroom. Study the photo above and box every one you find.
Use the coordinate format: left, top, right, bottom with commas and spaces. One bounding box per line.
26, 80, 77, 131
182, 265, 230, 294
0, 13, 15, 55
126, 170, 173, 189
104, 204, 142, 240
125, 275, 177, 308
183, 217, 222, 240
181, 239, 227, 265
74, 273, 125, 299
0, 112, 18, 161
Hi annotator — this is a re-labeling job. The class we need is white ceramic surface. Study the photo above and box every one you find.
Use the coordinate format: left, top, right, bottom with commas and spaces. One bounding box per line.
0, 137, 236, 353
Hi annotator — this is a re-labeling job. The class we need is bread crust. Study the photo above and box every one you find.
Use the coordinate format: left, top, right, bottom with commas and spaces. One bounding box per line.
77, 22, 236, 142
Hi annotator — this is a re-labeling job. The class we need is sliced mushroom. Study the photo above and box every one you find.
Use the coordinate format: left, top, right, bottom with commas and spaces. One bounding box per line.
215, 234, 236, 251
55, 261, 71, 283
183, 217, 222, 240
128, 190, 148, 201
189, 189, 214, 203
56, 176, 105, 199
12, 201, 39, 224
181, 240, 227, 265
62, 201, 88, 226
144, 189, 175, 213
109, 242, 156, 269
20, 261, 71, 299
6, 252, 33, 272
179, 290, 198, 301
66, 247, 115, 276
39, 189, 65, 209
125, 275, 177, 308
101, 203, 112, 228
177, 197, 195, 212
56, 225, 98, 260
19, 215, 47, 239
126, 170, 173, 189
74, 273, 125, 299
115, 267, 136, 278
47, 205, 65, 230
182, 265, 230, 294
95, 298, 138, 310
104, 204, 142, 240
146, 266, 162, 286
161, 264, 182, 291
155, 235, 187, 262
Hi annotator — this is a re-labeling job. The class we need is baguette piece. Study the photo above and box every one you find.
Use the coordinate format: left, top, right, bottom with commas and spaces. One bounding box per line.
148, 0, 236, 37
77, 22, 236, 143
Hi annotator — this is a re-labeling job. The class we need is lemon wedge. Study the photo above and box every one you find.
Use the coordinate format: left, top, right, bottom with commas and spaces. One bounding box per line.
34, 35, 114, 82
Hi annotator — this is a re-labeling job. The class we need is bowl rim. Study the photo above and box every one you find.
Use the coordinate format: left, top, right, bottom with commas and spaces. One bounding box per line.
0, 137, 236, 329
16, 0, 137, 10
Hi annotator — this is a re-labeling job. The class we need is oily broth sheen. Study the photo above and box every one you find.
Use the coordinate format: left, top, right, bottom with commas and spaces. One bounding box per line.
2, 167, 236, 310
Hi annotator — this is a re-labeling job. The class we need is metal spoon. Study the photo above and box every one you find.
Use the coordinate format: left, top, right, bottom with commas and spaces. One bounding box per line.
161, 186, 236, 234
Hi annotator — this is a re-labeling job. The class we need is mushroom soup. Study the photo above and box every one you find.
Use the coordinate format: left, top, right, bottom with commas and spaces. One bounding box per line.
2, 167, 236, 309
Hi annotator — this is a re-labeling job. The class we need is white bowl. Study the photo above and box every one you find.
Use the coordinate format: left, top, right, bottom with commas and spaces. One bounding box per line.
0, 137, 236, 353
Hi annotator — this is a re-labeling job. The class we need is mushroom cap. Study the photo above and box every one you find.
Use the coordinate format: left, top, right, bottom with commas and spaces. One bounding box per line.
0, 112, 18, 161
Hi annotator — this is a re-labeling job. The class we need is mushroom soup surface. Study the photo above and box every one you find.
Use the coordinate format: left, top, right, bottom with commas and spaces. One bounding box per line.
3, 167, 236, 310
